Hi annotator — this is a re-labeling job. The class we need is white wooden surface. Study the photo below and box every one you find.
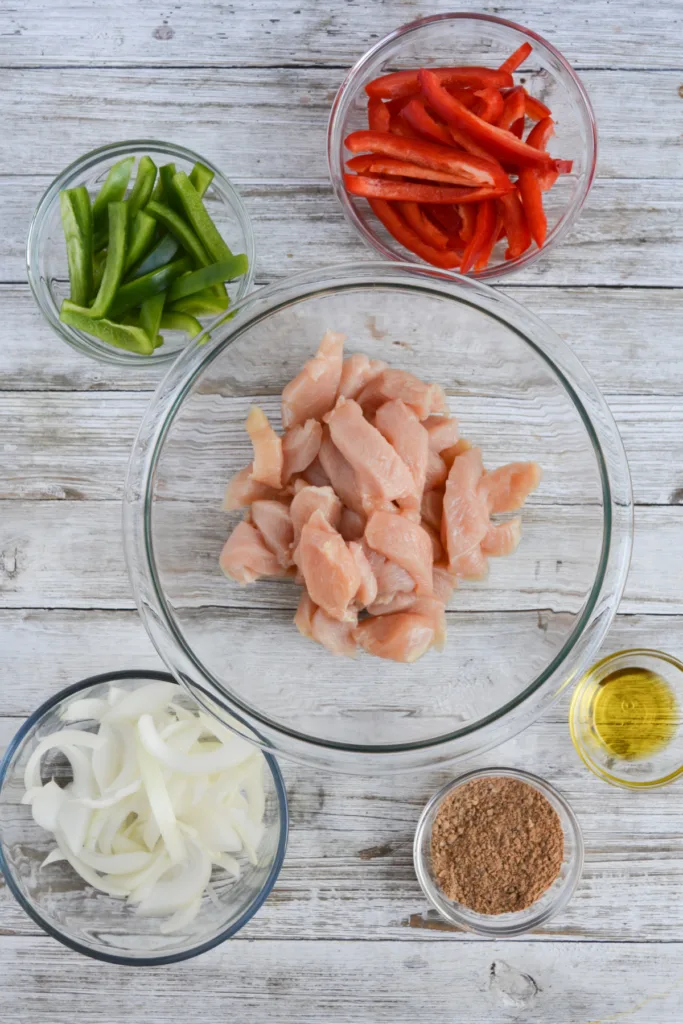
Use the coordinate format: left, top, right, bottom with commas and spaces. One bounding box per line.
2, 2, 683, 1020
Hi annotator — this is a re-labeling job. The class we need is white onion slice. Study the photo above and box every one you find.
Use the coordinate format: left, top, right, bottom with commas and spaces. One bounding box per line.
42, 847, 65, 867
61, 698, 109, 723
29, 780, 67, 832
138, 714, 253, 775
159, 897, 202, 934
136, 734, 185, 865
76, 780, 141, 809
23, 731, 102, 791
103, 683, 178, 723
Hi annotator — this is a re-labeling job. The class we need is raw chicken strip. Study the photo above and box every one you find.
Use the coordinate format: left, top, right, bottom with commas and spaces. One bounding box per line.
442, 438, 472, 470
348, 541, 378, 608
356, 369, 447, 420
223, 464, 279, 511
303, 456, 331, 488
290, 485, 342, 549
423, 415, 460, 453
367, 594, 445, 648
374, 399, 428, 505
480, 462, 542, 513
339, 508, 366, 542
338, 353, 387, 400
422, 521, 446, 564
310, 608, 357, 657
481, 516, 522, 556
325, 397, 415, 510
297, 509, 361, 622
281, 330, 345, 429
450, 546, 489, 579
365, 510, 433, 596
318, 428, 365, 515
246, 406, 283, 490
367, 592, 418, 616
294, 591, 317, 638
282, 419, 322, 484
251, 500, 294, 568
421, 487, 444, 532
354, 613, 435, 663
424, 449, 448, 491
432, 567, 457, 603
373, 558, 416, 602
219, 521, 284, 583
442, 447, 489, 570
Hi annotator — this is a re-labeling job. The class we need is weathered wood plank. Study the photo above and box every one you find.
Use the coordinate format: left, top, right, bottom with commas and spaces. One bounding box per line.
3, 284, 683, 396
0, 68, 680, 180
4, 176, 683, 287
2, 0, 681, 69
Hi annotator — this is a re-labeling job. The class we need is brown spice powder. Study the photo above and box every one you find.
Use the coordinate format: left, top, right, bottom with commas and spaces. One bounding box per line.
430, 776, 564, 915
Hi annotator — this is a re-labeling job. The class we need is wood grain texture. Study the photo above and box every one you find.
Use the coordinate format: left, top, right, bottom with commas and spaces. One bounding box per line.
2, 0, 682, 69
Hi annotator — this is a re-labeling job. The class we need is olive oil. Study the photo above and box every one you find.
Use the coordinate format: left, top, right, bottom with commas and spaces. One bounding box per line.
590, 666, 678, 760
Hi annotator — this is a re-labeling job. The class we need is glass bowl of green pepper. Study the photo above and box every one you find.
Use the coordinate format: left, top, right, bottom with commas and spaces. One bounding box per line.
27, 141, 255, 366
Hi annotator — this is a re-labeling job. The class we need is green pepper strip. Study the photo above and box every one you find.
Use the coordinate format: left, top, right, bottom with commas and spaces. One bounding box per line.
158, 163, 181, 211
139, 292, 166, 346
189, 162, 214, 198
69, 186, 94, 274
59, 188, 93, 306
92, 156, 134, 249
167, 255, 248, 302
126, 233, 179, 280
127, 156, 157, 218
172, 172, 233, 262
160, 311, 204, 338
125, 211, 157, 272
168, 288, 230, 317
108, 256, 192, 318
146, 200, 211, 266
60, 306, 154, 355
62, 201, 128, 319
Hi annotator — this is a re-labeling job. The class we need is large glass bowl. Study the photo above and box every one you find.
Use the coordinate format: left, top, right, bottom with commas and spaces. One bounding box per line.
124, 261, 632, 773
27, 140, 255, 366
328, 13, 597, 280
0, 671, 288, 965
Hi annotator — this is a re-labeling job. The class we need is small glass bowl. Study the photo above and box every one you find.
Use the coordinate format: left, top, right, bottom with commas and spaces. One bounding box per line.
328, 13, 597, 280
413, 767, 584, 936
27, 140, 255, 366
0, 670, 288, 965
570, 649, 683, 789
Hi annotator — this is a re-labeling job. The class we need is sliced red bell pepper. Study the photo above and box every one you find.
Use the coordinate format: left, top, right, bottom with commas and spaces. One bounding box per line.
401, 98, 453, 146
475, 205, 504, 270
386, 97, 409, 116
498, 191, 531, 259
368, 96, 391, 132
397, 202, 450, 250
457, 202, 476, 243
389, 113, 419, 138
444, 86, 479, 109
425, 203, 463, 240
526, 116, 555, 150
497, 86, 526, 131
366, 66, 513, 100
419, 69, 552, 168
346, 154, 482, 185
344, 174, 508, 204
460, 199, 496, 273
517, 168, 547, 248
368, 198, 462, 269
523, 92, 551, 121
474, 87, 505, 124
498, 42, 532, 74
344, 130, 513, 189
510, 117, 525, 139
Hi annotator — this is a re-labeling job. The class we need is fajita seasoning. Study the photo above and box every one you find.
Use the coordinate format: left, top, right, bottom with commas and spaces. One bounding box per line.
430, 775, 564, 915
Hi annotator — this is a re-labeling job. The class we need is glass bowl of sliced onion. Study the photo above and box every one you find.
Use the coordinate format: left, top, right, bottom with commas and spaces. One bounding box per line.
0, 670, 288, 965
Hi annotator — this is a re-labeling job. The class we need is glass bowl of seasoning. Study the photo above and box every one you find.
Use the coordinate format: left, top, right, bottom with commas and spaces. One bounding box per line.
413, 767, 584, 936
570, 649, 683, 789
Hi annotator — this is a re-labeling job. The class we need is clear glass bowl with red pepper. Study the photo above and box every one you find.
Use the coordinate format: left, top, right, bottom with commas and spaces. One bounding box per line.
328, 13, 597, 279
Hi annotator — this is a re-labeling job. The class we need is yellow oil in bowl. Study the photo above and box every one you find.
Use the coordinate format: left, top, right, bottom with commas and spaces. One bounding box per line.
590, 666, 677, 761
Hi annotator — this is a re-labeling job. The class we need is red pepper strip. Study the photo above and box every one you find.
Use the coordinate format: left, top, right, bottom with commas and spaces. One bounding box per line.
474, 87, 505, 124
344, 174, 508, 204
457, 202, 476, 243
446, 123, 499, 163
526, 116, 555, 150
498, 191, 531, 259
366, 66, 513, 100
510, 117, 525, 139
474, 205, 504, 270
419, 69, 552, 168
425, 203, 463, 241
517, 169, 547, 248
389, 113, 419, 138
444, 86, 479, 109
401, 98, 453, 146
497, 86, 526, 131
344, 130, 513, 189
386, 97, 409, 116
346, 154, 480, 186
460, 200, 496, 273
499, 42, 532, 74
367, 97, 391, 132
368, 198, 462, 268
524, 92, 551, 121
397, 202, 450, 250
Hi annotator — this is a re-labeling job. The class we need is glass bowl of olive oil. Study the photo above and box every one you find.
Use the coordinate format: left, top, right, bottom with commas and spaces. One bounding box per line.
570, 649, 683, 788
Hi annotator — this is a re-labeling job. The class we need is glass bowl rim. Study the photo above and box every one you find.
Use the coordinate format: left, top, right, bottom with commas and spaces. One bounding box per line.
123, 259, 633, 761
326, 11, 598, 281
569, 647, 683, 790
0, 668, 289, 966
412, 765, 584, 936
26, 139, 256, 367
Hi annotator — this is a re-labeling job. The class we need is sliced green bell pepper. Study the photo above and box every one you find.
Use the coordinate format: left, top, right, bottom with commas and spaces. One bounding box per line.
127, 156, 157, 218
92, 156, 134, 249
171, 171, 233, 262
126, 233, 180, 280
160, 311, 204, 338
139, 292, 166, 347
108, 256, 192, 317
59, 187, 93, 306
145, 200, 211, 266
166, 255, 248, 302
189, 162, 214, 198
60, 305, 154, 355
125, 211, 157, 272
168, 288, 230, 317
61, 201, 128, 319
